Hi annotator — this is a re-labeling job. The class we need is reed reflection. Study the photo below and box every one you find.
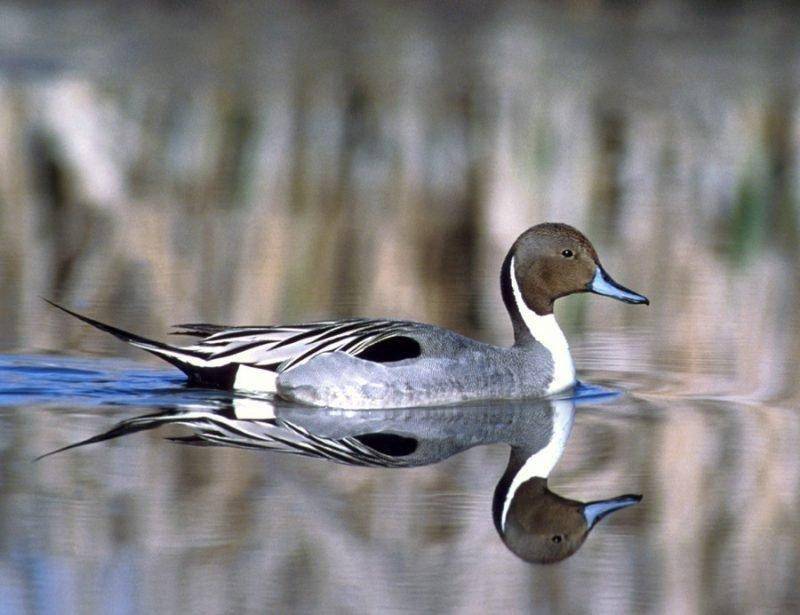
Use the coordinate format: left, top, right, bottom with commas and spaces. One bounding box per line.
40, 387, 641, 564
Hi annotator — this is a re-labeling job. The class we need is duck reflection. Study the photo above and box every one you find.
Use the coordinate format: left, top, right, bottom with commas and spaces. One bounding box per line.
40, 387, 641, 564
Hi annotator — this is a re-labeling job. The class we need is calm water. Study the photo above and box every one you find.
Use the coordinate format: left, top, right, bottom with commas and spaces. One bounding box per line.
1, 343, 797, 614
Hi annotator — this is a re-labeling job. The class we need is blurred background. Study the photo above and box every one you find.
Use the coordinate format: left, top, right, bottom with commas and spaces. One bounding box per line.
2, 1, 800, 613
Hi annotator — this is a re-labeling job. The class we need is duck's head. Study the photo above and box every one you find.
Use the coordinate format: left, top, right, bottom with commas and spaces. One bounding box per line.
496, 477, 642, 564
502, 223, 649, 317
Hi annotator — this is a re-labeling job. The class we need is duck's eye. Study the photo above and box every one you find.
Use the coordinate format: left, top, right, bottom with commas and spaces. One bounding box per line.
561, 249, 574, 258
551, 535, 563, 544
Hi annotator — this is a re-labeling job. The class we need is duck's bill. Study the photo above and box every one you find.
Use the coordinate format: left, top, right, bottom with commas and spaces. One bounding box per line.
589, 268, 649, 305
583, 493, 642, 528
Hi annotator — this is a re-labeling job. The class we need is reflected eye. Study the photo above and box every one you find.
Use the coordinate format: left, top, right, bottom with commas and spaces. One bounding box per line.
551, 535, 563, 543
561, 249, 574, 258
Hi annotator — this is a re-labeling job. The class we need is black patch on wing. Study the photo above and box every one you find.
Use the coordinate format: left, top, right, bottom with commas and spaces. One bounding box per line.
354, 336, 422, 363
353, 432, 418, 457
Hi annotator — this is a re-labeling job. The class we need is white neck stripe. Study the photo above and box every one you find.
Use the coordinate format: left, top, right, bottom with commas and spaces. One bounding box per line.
509, 256, 575, 395
500, 399, 575, 531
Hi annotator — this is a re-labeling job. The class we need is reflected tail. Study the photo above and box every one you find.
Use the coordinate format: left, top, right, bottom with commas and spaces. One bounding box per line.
34, 410, 179, 461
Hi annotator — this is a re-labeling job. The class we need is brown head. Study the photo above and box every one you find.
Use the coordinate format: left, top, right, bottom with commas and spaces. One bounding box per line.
501, 223, 648, 335
497, 477, 642, 564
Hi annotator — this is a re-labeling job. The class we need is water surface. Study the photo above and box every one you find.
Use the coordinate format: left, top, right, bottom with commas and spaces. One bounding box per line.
1, 347, 797, 614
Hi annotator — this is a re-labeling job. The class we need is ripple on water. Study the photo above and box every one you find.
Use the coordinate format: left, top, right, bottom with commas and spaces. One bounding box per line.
0, 354, 187, 407
0, 353, 798, 614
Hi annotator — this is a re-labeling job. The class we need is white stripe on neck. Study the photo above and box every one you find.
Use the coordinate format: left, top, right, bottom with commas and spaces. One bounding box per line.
500, 399, 575, 531
509, 256, 575, 395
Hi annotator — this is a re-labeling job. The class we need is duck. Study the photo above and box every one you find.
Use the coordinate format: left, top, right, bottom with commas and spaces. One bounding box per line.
38, 390, 642, 564
48, 222, 648, 409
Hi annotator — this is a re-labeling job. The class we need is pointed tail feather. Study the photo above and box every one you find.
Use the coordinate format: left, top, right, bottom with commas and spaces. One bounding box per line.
35, 410, 178, 460
43, 299, 209, 376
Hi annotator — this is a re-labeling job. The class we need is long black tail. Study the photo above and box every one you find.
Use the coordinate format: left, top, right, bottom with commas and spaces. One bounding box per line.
44, 299, 209, 376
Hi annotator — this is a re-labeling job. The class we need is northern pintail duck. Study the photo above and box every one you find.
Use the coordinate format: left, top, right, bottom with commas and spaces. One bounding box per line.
49, 223, 648, 409
40, 392, 642, 564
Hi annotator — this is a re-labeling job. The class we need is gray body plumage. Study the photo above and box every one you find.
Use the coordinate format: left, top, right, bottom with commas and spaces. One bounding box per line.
276, 323, 555, 409
270, 397, 558, 466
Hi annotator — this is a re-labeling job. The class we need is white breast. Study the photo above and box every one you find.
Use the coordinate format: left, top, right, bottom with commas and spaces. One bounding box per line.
510, 256, 576, 395
501, 398, 575, 531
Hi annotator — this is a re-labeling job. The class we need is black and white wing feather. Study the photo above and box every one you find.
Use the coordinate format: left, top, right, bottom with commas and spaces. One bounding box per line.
38, 408, 412, 468
46, 301, 417, 390
168, 414, 411, 467
175, 318, 415, 371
